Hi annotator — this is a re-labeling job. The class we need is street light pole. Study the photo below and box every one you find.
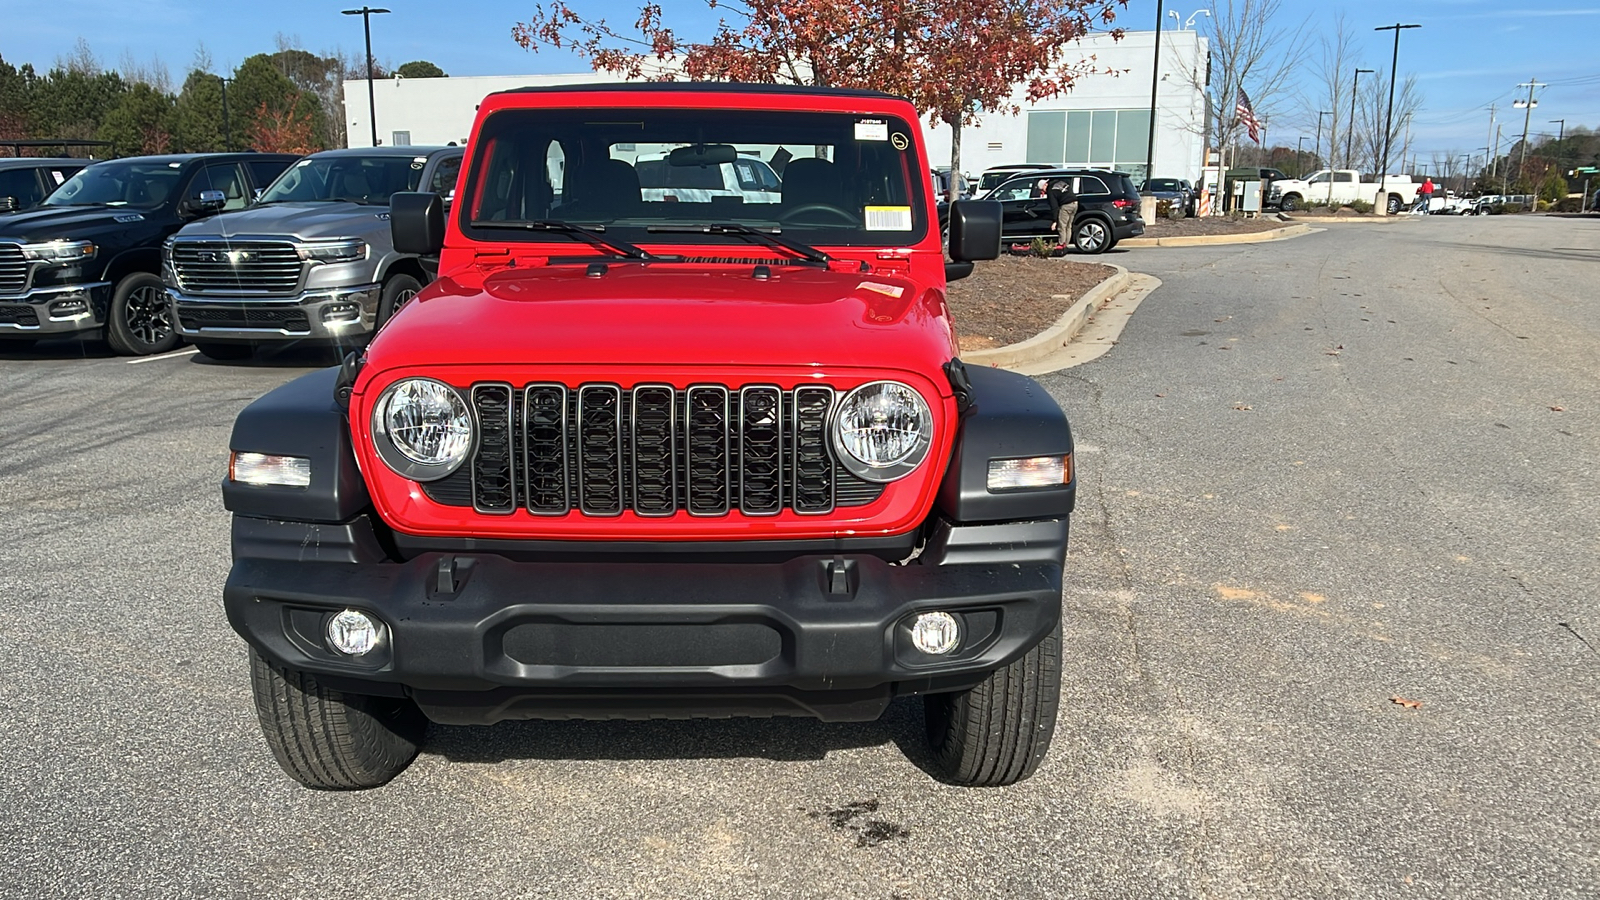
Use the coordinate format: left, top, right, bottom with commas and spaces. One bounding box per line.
1297, 136, 1307, 176
1374, 24, 1420, 214
1146, 0, 1165, 182
217, 76, 232, 152
1513, 77, 1544, 186
342, 6, 392, 148
1347, 68, 1374, 168
1315, 110, 1330, 172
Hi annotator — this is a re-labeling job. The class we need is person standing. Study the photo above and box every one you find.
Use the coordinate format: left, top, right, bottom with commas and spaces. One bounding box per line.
1414, 176, 1435, 214
1045, 175, 1078, 248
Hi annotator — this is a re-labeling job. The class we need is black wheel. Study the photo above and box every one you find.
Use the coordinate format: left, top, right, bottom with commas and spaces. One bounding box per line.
106, 272, 179, 356
1386, 194, 1404, 215
249, 647, 425, 790
1280, 194, 1301, 212
376, 274, 424, 328
923, 623, 1061, 786
194, 341, 254, 361
1072, 219, 1111, 254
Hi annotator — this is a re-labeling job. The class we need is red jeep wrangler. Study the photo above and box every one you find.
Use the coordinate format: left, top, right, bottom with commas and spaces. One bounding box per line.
224, 83, 1077, 789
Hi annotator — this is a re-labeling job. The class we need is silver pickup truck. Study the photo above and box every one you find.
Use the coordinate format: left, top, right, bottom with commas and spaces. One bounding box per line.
163, 146, 462, 360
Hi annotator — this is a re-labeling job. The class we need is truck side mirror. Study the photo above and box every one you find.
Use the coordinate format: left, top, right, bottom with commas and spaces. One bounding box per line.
391, 191, 445, 256
192, 189, 227, 213
946, 199, 1002, 281
0, 196, 16, 212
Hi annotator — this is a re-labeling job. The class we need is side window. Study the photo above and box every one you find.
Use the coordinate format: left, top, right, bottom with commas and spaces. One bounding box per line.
988, 181, 1033, 202
190, 163, 250, 210
1333, 172, 1355, 183
0, 168, 46, 208
429, 155, 462, 195
732, 160, 762, 191
1078, 176, 1110, 196
1308, 172, 1329, 184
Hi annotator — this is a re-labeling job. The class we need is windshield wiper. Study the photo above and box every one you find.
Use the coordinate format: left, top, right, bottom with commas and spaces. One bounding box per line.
646, 223, 831, 265
470, 219, 654, 259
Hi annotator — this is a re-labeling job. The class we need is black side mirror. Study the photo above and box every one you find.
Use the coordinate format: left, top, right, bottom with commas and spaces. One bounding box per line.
191, 189, 227, 214
391, 191, 445, 256
0, 196, 16, 212
946, 199, 1002, 281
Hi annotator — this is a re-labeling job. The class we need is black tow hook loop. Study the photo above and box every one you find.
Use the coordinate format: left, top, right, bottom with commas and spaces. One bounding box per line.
825, 556, 857, 599
436, 557, 456, 594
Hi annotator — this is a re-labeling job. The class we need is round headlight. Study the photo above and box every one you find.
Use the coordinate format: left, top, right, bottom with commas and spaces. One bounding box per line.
831, 381, 933, 482
371, 378, 474, 480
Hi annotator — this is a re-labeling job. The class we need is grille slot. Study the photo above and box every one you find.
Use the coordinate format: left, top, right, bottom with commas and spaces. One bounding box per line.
0, 244, 27, 294
419, 382, 890, 517
470, 384, 516, 514
177, 305, 311, 332
0, 304, 40, 327
171, 241, 303, 296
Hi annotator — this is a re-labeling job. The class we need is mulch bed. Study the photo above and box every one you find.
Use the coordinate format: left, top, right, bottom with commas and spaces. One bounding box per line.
1138, 214, 1295, 236
947, 256, 1115, 351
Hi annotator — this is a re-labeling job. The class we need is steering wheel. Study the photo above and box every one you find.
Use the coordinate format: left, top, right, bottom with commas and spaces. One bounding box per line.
779, 203, 858, 226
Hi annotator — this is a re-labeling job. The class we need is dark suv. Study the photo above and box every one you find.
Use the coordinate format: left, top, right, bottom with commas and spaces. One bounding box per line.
0, 152, 296, 354
941, 168, 1144, 253
0, 158, 90, 214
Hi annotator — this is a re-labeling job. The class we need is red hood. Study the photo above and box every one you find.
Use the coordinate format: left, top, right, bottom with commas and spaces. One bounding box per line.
362, 262, 957, 377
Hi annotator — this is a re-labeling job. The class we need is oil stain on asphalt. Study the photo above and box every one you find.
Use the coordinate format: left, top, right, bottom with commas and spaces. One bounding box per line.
803, 799, 911, 848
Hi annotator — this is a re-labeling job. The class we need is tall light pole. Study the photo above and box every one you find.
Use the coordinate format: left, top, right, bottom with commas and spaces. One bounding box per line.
342, 6, 391, 148
1374, 24, 1421, 213
216, 76, 232, 152
1296, 136, 1307, 176
1146, 0, 1165, 183
1347, 68, 1374, 168
1315, 110, 1331, 171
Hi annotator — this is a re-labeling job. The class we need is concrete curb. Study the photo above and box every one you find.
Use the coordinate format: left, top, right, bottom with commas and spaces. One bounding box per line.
1119, 222, 1315, 248
961, 264, 1129, 369
1287, 215, 1412, 223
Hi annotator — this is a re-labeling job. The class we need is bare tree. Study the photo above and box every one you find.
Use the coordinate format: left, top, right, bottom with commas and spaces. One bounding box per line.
59, 38, 101, 76
117, 50, 173, 93
1302, 12, 1357, 170
1187, 0, 1307, 162
1354, 71, 1421, 175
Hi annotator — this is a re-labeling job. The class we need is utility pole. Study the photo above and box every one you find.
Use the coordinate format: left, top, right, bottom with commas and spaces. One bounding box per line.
1315, 110, 1331, 171
1297, 136, 1307, 175
1484, 104, 1496, 181
1514, 77, 1545, 187
217, 76, 232, 153
1374, 24, 1421, 213
1145, 0, 1165, 182
1348, 68, 1374, 169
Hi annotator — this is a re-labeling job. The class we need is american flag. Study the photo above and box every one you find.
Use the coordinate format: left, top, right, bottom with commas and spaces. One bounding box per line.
1236, 88, 1263, 143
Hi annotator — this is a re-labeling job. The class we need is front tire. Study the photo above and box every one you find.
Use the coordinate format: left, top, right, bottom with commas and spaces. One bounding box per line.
923, 623, 1061, 786
1072, 219, 1111, 254
106, 272, 179, 356
1387, 194, 1404, 215
249, 648, 425, 790
1280, 194, 1301, 212
376, 274, 423, 328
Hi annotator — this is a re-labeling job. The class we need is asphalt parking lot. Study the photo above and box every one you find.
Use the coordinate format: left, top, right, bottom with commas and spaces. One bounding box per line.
2, 216, 1595, 898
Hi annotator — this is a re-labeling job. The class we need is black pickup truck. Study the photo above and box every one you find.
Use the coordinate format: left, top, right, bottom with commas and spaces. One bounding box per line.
0, 152, 296, 355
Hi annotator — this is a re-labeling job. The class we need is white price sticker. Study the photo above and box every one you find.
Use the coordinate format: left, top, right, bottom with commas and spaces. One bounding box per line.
864, 206, 912, 231
854, 119, 889, 142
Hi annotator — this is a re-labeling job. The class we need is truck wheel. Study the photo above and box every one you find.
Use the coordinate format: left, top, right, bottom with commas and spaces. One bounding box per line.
376, 274, 423, 328
1280, 194, 1301, 212
1072, 219, 1110, 254
248, 647, 425, 790
194, 341, 254, 361
1387, 194, 1404, 215
923, 622, 1061, 786
106, 272, 180, 356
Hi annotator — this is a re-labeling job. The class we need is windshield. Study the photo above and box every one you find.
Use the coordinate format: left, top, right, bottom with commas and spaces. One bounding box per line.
44, 160, 184, 209
462, 107, 928, 248
980, 171, 1021, 192
258, 154, 427, 205
1144, 179, 1181, 191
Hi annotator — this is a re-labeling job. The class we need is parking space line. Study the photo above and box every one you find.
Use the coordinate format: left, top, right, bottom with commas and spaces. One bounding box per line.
127, 348, 201, 365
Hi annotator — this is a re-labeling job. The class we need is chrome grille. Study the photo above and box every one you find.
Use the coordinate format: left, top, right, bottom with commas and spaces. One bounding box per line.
424, 383, 885, 516
171, 240, 303, 295
0, 243, 27, 294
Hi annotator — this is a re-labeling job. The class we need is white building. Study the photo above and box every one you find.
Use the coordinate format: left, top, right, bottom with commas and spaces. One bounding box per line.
342, 29, 1209, 183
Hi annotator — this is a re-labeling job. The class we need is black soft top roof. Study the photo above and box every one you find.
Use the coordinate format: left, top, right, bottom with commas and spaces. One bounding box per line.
495, 81, 904, 102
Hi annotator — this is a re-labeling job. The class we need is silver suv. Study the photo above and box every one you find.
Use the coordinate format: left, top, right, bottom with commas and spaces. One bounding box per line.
164, 146, 463, 360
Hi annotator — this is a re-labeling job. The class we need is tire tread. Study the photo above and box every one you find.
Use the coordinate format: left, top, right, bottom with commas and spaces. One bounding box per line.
925, 623, 1061, 786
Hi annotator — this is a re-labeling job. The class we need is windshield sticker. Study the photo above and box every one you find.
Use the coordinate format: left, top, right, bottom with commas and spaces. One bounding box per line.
857, 281, 905, 299
890, 132, 909, 151
50, 170, 65, 184
854, 119, 889, 142
864, 206, 912, 231
295, 159, 313, 167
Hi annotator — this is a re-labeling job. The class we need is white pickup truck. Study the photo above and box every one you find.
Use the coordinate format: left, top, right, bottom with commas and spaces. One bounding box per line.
1270, 169, 1420, 214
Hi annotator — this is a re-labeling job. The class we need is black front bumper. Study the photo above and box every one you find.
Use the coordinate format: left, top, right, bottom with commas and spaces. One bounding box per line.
225, 515, 1068, 724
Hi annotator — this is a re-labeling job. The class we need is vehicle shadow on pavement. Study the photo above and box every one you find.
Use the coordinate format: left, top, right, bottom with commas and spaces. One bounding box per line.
0, 337, 116, 360
187, 343, 354, 369
424, 696, 940, 767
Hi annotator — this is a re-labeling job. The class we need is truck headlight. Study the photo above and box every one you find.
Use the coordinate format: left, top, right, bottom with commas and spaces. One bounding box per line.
831, 381, 933, 482
20, 240, 96, 265
298, 239, 369, 262
371, 378, 474, 480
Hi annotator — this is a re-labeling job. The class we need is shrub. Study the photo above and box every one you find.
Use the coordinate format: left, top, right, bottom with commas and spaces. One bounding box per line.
1226, 209, 1246, 220
1535, 199, 1551, 212
1347, 199, 1373, 214
1029, 236, 1054, 258
1156, 198, 1179, 219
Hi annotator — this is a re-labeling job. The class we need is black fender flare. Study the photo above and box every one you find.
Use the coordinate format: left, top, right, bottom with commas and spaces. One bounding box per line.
224, 367, 370, 523
937, 364, 1075, 523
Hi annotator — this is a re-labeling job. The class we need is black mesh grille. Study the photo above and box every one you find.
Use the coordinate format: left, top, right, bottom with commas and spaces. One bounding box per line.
420, 382, 887, 517
470, 384, 515, 514
177, 305, 311, 332
0, 244, 27, 294
0, 304, 39, 327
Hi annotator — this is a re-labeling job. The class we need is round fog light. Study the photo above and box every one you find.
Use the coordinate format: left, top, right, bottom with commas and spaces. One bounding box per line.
326, 609, 379, 656
911, 611, 961, 655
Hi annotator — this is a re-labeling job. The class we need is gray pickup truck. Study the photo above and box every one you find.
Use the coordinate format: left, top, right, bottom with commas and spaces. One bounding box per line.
164, 146, 462, 360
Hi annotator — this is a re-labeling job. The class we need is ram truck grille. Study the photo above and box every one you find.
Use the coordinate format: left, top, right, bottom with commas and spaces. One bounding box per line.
171, 241, 303, 295
0, 243, 28, 294
422, 383, 885, 517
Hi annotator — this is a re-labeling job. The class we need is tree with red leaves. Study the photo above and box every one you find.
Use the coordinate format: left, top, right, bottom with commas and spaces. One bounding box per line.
512, 0, 1125, 196
249, 99, 317, 155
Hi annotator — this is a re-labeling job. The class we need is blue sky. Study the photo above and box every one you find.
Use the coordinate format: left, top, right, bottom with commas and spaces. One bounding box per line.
3, 0, 1596, 158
